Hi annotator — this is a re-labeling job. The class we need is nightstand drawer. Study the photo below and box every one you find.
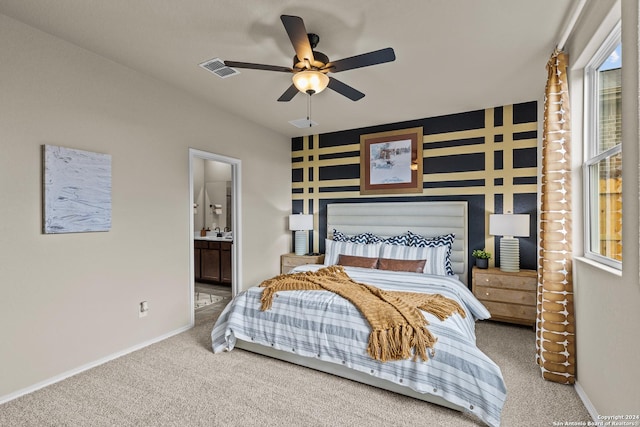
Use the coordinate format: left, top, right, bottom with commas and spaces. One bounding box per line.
281, 253, 325, 274
473, 271, 536, 291
472, 267, 537, 326
475, 285, 536, 306
283, 257, 314, 269
482, 301, 536, 325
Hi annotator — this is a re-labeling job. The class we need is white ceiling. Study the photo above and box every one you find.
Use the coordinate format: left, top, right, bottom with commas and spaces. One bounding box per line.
0, 0, 575, 138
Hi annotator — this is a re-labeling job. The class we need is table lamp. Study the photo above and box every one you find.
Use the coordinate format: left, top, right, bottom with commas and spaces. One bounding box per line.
489, 213, 530, 272
289, 214, 314, 256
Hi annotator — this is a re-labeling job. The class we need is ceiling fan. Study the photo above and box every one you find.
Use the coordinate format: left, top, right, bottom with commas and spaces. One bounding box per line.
224, 14, 396, 102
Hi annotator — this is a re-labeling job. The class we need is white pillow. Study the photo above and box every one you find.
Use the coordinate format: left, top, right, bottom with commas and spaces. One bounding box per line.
379, 243, 450, 276
324, 239, 383, 266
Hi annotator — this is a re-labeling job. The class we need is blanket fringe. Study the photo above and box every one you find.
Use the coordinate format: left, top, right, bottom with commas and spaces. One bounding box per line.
366, 324, 438, 362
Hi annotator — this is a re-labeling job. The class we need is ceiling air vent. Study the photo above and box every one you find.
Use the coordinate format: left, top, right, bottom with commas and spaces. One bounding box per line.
199, 58, 240, 79
289, 118, 318, 128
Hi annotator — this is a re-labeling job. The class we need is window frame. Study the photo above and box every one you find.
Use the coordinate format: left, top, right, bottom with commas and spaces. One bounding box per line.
582, 21, 622, 270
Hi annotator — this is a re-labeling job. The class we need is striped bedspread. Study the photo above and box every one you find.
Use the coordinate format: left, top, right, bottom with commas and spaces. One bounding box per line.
211, 265, 506, 427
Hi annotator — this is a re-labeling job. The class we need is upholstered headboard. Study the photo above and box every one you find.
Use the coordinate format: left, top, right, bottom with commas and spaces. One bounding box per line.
326, 201, 469, 285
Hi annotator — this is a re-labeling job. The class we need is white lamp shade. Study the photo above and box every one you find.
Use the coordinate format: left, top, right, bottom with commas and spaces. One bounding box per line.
292, 71, 329, 95
489, 214, 530, 237
289, 214, 313, 231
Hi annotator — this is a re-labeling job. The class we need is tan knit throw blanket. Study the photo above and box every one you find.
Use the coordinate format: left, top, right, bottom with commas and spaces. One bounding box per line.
259, 265, 466, 362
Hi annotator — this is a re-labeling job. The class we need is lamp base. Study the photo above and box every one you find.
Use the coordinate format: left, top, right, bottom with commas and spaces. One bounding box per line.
499, 237, 520, 272
294, 230, 307, 256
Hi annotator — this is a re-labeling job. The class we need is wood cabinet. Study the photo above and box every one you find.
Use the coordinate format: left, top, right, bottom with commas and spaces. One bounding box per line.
201, 242, 221, 281
472, 267, 537, 326
194, 240, 232, 285
194, 240, 207, 281
220, 242, 232, 284
281, 253, 325, 274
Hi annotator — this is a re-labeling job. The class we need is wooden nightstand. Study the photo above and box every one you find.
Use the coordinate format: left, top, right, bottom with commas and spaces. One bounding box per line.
472, 266, 537, 326
280, 253, 325, 274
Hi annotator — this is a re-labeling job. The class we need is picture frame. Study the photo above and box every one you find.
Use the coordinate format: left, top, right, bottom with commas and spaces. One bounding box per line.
42, 144, 112, 234
360, 127, 423, 195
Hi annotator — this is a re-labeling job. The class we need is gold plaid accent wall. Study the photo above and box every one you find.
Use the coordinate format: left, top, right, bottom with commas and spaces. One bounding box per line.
292, 101, 538, 281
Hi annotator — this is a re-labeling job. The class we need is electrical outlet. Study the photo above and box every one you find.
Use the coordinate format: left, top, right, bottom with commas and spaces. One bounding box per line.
139, 301, 148, 318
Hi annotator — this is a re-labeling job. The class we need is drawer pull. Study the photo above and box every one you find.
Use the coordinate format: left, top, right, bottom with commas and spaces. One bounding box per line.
485, 292, 490, 296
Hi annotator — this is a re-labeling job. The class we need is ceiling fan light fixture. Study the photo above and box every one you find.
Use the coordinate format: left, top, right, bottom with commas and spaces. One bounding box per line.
292, 70, 329, 95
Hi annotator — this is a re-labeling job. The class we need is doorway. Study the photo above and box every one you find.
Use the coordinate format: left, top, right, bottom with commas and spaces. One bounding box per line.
189, 148, 241, 325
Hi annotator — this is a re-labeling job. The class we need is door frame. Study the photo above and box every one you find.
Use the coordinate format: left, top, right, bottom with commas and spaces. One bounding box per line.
189, 148, 241, 324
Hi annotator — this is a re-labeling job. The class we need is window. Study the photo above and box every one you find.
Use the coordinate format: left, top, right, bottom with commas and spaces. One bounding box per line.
584, 24, 622, 268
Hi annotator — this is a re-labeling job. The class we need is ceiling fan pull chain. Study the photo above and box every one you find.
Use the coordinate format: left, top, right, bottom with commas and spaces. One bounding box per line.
307, 93, 312, 127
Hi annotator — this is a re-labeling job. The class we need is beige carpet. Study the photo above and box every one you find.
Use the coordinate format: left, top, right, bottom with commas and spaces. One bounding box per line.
0, 300, 591, 426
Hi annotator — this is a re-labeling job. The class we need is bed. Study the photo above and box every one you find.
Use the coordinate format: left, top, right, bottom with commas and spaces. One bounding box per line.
211, 201, 506, 427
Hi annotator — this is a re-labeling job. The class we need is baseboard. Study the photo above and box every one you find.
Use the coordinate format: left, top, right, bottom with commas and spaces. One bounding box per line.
0, 322, 193, 405
574, 381, 599, 421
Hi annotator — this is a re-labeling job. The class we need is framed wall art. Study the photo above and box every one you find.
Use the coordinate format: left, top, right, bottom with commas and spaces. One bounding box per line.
42, 144, 112, 234
360, 127, 423, 195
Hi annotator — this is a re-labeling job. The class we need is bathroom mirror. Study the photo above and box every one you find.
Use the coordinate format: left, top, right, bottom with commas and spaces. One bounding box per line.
193, 159, 232, 233
205, 181, 231, 232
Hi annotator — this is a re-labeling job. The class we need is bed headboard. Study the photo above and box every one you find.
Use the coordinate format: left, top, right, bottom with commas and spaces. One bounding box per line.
326, 201, 469, 285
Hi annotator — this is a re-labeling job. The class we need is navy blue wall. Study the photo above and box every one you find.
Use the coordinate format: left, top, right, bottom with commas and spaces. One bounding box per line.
292, 101, 538, 284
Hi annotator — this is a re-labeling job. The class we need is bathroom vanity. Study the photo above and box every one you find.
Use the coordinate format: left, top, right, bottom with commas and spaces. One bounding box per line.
194, 236, 232, 285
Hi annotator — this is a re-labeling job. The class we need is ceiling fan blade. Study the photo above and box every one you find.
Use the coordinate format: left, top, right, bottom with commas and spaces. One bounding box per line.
327, 77, 365, 101
277, 84, 299, 102
224, 61, 292, 73
324, 47, 396, 73
280, 15, 315, 65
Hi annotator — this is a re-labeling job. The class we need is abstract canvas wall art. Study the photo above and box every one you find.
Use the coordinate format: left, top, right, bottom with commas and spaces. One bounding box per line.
42, 145, 112, 233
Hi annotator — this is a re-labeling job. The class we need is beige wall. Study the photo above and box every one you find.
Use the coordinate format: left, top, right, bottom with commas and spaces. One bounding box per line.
0, 14, 291, 399
567, 0, 640, 416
